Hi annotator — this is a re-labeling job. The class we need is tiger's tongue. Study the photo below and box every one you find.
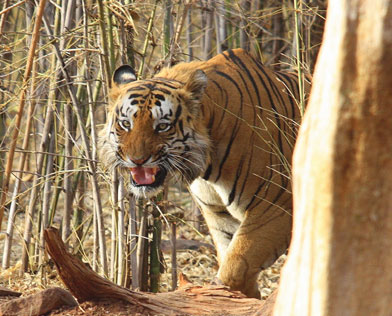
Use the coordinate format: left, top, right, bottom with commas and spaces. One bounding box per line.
130, 166, 158, 185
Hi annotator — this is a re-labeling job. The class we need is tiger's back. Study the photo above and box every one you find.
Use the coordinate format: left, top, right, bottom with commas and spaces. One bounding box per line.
101, 48, 308, 298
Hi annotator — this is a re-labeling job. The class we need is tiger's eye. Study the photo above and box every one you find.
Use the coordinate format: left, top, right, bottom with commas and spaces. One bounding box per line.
156, 122, 171, 132
121, 120, 131, 130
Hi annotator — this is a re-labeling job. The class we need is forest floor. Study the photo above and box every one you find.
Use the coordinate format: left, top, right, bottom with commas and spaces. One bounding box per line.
0, 227, 284, 315
0, 186, 284, 315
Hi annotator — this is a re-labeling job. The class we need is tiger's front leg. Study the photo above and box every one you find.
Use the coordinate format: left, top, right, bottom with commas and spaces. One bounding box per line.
189, 179, 240, 264
217, 206, 292, 299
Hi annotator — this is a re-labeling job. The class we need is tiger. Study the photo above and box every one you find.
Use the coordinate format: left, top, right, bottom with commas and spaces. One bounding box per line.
100, 48, 308, 298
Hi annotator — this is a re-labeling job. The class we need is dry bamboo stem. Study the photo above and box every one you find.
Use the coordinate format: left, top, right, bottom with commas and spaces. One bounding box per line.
0, 0, 47, 230
0, 0, 14, 36
2, 52, 39, 269
21, 102, 55, 272
203, 0, 214, 59
61, 0, 76, 244
38, 2, 61, 269
168, 1, 191, 64
0, 0, 27, 25
97, 0, 112, 89
110, 169, 119, 281
128, 196, 138, 290
186, 6, 193, 61
171, 222, 177, 291
39, 127, 55, 267
135, 205, 149, 291
138, 1, 158, 77
239, 0, 251, 50
41, 12, 108, 275
214, 2, 222, 54
117, 177, 125, 286
293, 0, 305, 116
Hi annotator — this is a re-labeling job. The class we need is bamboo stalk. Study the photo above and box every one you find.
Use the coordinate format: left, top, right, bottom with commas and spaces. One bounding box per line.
0, 0, 47, 231
0, 0, 14, 37
150, 205, 162, 293
186, 5, 193, 61
61, 0, 77, 244
203, 0, 214, 59
138, 1, 158, 77
2, 46, 40, 269
129, 195, 138, 290
214, 2, 222, 54
110, 169, 119, 282
38, 125, 55, 268
239, 0, 251, 50
73, 170, 85, 259
162, 0, 173, 59
136, 203, 148, 291
171, 222, 177, 291
293, 0, 305, 116
215, 0, 227, 52
117, 177, 126, 286
0, 0, 27, 32
110, 169, 119, 281
103, 0, 115, 71
97, 0, 112, 89
168, 1, 191, 64
20, 94, 55, 273
41, 12, 108, 275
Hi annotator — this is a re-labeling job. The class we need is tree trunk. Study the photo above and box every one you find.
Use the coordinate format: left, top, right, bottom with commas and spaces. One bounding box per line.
274, 1, 392, 316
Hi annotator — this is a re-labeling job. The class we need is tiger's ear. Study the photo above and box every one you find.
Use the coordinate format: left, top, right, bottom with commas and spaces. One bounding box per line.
112, 65, 136, 86
110, 65, 136, 100
184, 69, 208, 101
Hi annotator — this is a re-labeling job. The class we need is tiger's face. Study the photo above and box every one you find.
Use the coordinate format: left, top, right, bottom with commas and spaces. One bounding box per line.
101, 65, 210, 198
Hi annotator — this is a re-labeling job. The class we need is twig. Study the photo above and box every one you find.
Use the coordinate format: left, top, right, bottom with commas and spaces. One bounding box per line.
0, 0, 27, 17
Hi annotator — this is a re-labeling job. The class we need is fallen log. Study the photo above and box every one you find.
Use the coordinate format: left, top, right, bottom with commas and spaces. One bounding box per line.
0, 287, 77, 316
0, 288, 21, 297
44, 227, 268, 315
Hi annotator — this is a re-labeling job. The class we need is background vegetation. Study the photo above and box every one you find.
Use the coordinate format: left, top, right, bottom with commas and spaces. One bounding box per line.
0, 0, 326, 294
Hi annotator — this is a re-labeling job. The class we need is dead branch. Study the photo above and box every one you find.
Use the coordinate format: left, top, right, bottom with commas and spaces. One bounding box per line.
44, 227, 265, 315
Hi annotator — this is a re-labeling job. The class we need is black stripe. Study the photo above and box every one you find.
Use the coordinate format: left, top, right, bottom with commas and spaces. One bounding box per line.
227, 151, 247, 206
227, 50, 261, 111
237, 134, 255, 204
202, 164, 212, 181
213, 71, 243, 183
244, 151, 275, 211
249, 63, 284, 159
208, 80, 227, 130
154, 94, 166, 101
128, 93, 144, 99
178, 119, 184, 135
172, 105, 182, 125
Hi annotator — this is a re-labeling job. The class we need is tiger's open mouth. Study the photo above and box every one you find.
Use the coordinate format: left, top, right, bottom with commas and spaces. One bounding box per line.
129, 166, 167, 188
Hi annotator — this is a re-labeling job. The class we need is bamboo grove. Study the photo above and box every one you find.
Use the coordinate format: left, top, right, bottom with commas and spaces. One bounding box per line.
0, 0, 326, 293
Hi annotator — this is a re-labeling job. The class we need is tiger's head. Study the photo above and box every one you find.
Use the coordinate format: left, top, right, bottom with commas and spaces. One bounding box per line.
100, 64, 211, 198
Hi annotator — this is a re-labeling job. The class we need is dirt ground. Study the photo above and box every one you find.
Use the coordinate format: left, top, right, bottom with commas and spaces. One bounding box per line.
0, 239, 284, 315
0, 186, 284, 315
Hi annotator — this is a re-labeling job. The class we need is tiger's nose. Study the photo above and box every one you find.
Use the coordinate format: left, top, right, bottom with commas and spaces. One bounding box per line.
131, 156, 150, 165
